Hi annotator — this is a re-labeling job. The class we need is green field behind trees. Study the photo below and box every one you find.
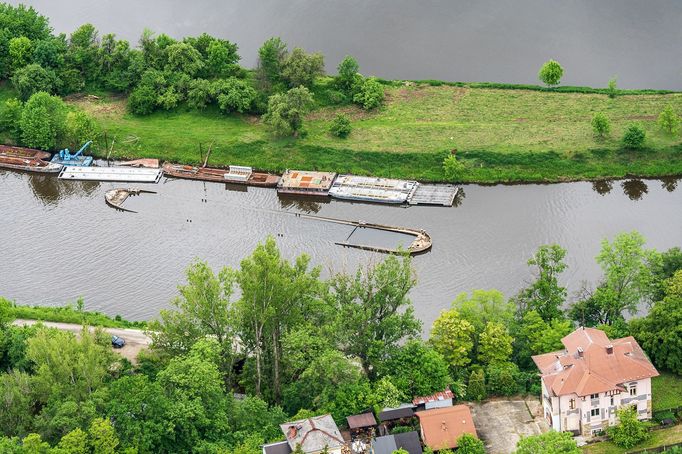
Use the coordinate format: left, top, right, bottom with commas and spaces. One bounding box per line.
56, 82, 682, 183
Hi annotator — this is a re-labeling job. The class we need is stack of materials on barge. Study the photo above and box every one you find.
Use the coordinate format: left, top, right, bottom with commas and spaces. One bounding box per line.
0, 145, 62, 173
276, 170, 337, 195
329, 175, 419, 204
162, 163, 280, 187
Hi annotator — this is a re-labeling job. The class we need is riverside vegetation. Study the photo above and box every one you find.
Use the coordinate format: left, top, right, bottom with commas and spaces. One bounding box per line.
0, 4, 681, 183
1, 231, 681, 453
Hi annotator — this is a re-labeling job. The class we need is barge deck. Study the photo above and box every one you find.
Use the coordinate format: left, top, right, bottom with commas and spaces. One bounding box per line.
277, 170, 337, 195
59, 166, 163, 183
408, 185, 460, 206
162, 163, 280, 187
329, 175, 419, 204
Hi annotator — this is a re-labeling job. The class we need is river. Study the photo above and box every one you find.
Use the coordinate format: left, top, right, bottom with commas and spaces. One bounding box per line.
8, 0, 682, 90
1, 170, 680, 329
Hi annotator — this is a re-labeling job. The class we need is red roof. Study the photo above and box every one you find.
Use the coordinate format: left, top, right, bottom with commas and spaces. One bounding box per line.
412, 388, 455, 406
416, 405, 477, 450
532, 327, 659, 397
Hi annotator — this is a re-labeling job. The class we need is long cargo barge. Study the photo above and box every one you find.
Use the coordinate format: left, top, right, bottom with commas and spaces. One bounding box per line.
163, 163, 280, 187
277, 170, 337, 195
329, 174, 419, 204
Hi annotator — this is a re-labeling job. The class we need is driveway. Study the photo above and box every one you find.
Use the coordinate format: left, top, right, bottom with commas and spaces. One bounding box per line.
470, 397, 549, 454
13, 319, 151, 363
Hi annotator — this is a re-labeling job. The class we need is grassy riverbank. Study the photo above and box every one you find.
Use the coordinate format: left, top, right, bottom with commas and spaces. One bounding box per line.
7, 301, 146, 329
7, 81, 682, 183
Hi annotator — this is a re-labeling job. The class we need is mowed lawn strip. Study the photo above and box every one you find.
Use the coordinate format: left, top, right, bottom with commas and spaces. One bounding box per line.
582, 424, 682, 454
652, 372, 682, 412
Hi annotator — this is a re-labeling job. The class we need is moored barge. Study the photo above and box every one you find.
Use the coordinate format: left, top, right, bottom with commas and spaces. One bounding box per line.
162, 163, 280, 187
276, 170, 337, 196
0, 145, 51, 161
329, 174, 419, 204
0, 154, 62, 173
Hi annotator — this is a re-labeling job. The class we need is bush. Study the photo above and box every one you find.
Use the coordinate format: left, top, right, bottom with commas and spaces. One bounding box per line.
11, 63, 60, 100
353, 76, 384, 110
467, 369, 486, 401
65, 110, 100, 149
443, 154, 466, 180
186, 78, 213, 110
658, 104, 680, 135
19, 91, 67, 150
538, 60, 564, 87
213, 78, 257, 114
486, 362, 521, 396
128, 85, 158, 115
329, 114, 351, 138
607, 77, 618, 98
0, 98, 24, 141
456, 433, 485, 454
591, 112, 611, 137
607, 405, 649, 449
622, 123, 646, 149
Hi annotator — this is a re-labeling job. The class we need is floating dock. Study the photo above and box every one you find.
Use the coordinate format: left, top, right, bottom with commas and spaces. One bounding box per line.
59, 166, 163, 183
277, 170, 337, 195
329, 175, 419, 204
408, 185, 460, 206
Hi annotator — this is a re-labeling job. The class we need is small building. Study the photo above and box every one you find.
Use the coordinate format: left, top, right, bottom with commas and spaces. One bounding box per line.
279, 414, 345, 454
224, 165, 252, 182
532, 327, 659, 437
413, 388, 455, 411
378, 404, 415, 423
262, 441, 292, 454
371, 431, 422, 454
277, 170, 337, 196
346, 411, 377, 440
416, 404, 477, 451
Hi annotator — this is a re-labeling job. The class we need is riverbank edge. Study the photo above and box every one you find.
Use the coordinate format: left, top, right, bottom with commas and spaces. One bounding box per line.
6, 302, 147, 329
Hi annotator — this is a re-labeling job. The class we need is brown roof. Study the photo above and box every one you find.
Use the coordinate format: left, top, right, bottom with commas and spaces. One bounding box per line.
280, 415, 344, 453
532, 327, 659, 397
412, 388, 455, 406
346, 412, 377, 429
416, 404, 477, 450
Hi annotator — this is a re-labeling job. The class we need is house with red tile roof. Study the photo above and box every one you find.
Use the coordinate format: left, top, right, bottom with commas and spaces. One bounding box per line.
532, 327, 659, 437
415, 404, 477, 451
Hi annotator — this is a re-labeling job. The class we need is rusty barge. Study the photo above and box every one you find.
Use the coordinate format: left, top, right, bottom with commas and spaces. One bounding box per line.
163, 163, 280, 187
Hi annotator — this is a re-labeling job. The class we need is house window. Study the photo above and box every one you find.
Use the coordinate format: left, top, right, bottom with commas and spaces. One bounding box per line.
629, 384, 637, 396
590, 393, 599, 399
569, 399, 576, 410
591, 408, 600, 417
610, 396, 614, 406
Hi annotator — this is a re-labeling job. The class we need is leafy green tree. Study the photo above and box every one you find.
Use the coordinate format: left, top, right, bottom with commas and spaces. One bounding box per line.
0, 296, 13, 328
11, 63, 59, 100
64, 110, 99, 149
466, 369, 486, 401
8, 36, 32, 71
651, 247, 682, 301
332, 254, 421, 378
0, 98, 24, 141
205, 40, 239, 78
513, 244, 568, 322
658, 104, 680, 135
381, 340, 451, 397
213, 77, 257, 114
329, 113, 351, 138
55, 428, 88, 454
263, 86, 314, 137
257, 37, 288, 91
443, 154, 465, 180
20, 91, 67, 150
282, 47, 324, 88
456, 433, 485, 454
519, 310, 572, 355
87, 418, 119, 454
20, 433, 50, 454
486, 362, 520, 396
0, 371, 33, 437
127, 84, 158, 115
32, 37, 67, 70
606, 405, 649, 449
591, 112, 610, 138
538, 59, 564, 87
607, 77, 618, 98
165, 42, 204, 77
454, 289, 514, 334
429, 309, 475, 371
478, 322, 513, 365
596, 231, 659, 314
371, 376, 403, 412
231, 395, 287, 443
67, 24, 100, 83
97, 34, 138, 92
186, 78, 212, 110
0, 436, 21, 454
515, 431, 580, 453
622, 123, 646, 149
336, 55, 360, 94
353, 76, 384, 110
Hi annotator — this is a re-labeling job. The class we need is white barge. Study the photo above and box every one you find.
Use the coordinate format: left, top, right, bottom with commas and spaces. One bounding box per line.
58, 166, 163, 183
329, 175, 419, 204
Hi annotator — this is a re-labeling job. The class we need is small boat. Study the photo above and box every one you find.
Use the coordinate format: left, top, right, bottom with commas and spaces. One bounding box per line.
0, 154, 62, 173
105, 188, 156, 213
0, 145, 51, 161
162, 163, 280, 187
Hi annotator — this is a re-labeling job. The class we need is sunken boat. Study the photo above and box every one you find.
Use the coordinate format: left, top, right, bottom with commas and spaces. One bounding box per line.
0, 154, 62, 173
0, 145, 52, 161
105, 188, 156, 213
163, 163, 280, 187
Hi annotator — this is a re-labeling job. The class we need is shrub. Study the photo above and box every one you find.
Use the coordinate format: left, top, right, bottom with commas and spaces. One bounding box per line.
65, 111, 100, 149
516, 431, 580, 454
128, 85, 158, 115
538, 60, 564, 87
213, 78, 257, 114
486, 362, 521, 396
11, 63, 60, 100
658, 104, 680, 135
263, 86, 314, 137
329, 114, 351, 138
19, 91, 67, 150
336, 55, 360, 94
622, 123, 646, 149
591, 112, 611, 137
456, 433, 485, 454
186, 78, 213, 110
467, 369, 486, 401
353, 77, 384, 110
443, 154, 465, 180
0, 98, 24, 141
607, 405, 649, 449
607, 77, 618, 98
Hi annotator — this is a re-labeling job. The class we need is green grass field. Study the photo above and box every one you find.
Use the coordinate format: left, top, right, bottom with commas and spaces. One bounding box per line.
583, 424, 682, 454
7, 81, 682, 183
653, 373, 682, 412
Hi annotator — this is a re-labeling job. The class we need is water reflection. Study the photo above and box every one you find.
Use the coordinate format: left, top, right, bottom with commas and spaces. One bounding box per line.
452, 188, 466, 207
27, 174, 100, 206
277, 194, 328, 214
621, 179, 648, 201
660, 177, 679, 193
592, 180, 613, 196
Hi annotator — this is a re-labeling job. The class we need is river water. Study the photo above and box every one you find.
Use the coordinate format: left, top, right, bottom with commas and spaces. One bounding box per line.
1, 170, 680, 328
8, 0, 682, 90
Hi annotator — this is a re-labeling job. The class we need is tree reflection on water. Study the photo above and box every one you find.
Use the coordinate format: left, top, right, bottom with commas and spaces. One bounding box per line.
621, 179, 648, 201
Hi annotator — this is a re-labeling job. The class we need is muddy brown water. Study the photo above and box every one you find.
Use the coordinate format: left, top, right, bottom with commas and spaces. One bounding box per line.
1, 169, 680, 330
7, 0, 682, 90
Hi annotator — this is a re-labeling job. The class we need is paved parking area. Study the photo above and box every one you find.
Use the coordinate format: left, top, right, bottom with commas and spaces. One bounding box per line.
470, 398, 549, 454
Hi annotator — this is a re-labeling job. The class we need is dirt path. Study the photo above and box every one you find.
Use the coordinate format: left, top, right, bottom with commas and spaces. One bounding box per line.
12, 319, 151, 363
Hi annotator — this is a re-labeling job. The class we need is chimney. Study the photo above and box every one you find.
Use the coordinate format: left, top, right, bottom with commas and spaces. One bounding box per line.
606, 345, 613, 355
577, 346, 584, 358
